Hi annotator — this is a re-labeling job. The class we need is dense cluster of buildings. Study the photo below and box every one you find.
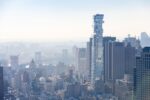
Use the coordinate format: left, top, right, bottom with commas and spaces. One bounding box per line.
73, 14, 150, 100
0, 14, 150, 100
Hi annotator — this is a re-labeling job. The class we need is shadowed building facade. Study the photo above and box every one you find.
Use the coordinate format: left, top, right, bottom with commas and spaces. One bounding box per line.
0, 67, 4, 100
104, 41, 125, 93
134, 47, 150, 100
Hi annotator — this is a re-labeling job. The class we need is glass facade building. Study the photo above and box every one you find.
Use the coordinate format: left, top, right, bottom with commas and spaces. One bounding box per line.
134, 47, 150, 100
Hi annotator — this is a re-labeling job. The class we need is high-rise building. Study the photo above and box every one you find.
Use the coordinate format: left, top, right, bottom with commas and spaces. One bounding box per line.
104, 41, 125, 82
0, 67, 4, 100
90, 14, 104, 84
86, 38, 92, 81
134, 47, 150, 100
77, 48, 87, 79
103, 36, 116, 82
104, 41, 125, 93
103, 36, 116, 46
10, 55, 19, 68
123, 35, 142, 56
125, 43, 136, 75
61, 49, 69, 65
72, 46, 79, 73
124, 35, 141, 49
140, 32, 150, 47
35, 52, 42, 66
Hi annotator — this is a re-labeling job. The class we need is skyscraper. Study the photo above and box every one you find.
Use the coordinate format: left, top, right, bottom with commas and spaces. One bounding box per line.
103, 36, 116, 46
35, 52, 42, 66
10, 55, 19, 68
103, 36, 116, 82
86, 38, 92, 81
140, 32, 150, 47
0, 67, 4, 100
124, 35, 141, 49
104, 41, 125, 93
90, 14, 104, 84
104, 41, 125, 82
77, 48, 87, 79
125, 43, 136, 75
134, 47, 150, 100
62, 49, 69, 64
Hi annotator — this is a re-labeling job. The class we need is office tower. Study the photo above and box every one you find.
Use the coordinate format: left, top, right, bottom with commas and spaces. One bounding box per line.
141, 32, 150, 47
77, 48, 87, 79
134, 47, 150, 100
103, 36, 116, 82
0, 67, 4, 100
86, 38, 92, 81
125, 43, 136, 75
103, 36, 116, 46
61, 49, 69, 64
124, 35, 141, 49
90, 14, 104, 84
104, 41, 125, 93
72, 46, 79, 73
124, 35, 142, 57
10, 55, 19, 68
35, 52, 42, 66
22, 71, 30, 98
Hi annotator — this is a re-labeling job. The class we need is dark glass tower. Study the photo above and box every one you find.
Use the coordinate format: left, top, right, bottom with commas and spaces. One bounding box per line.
134, 47, 150, 100
0, 67, 4, 100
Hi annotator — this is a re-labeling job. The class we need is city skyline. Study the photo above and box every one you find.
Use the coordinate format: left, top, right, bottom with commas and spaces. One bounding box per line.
0, 0, 150, 42
1, 4, 150, 99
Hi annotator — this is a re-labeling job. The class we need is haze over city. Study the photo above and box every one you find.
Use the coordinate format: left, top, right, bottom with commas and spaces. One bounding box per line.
1, 0, 150, 100
0, 0, 150, 42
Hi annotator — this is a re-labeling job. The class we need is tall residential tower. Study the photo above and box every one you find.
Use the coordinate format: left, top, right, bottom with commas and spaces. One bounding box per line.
90, 14, 104, 83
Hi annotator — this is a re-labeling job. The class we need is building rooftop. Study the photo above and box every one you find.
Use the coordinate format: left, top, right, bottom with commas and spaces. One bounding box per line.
143, 47, 150, 53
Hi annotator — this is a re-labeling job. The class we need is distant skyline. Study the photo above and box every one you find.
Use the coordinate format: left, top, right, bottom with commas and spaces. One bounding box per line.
0, 0, 150, 42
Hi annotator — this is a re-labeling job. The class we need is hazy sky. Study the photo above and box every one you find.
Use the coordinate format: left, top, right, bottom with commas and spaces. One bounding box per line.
0, 0, 150, 42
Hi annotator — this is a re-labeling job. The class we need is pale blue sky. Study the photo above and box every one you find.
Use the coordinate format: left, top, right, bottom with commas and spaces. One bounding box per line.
0, 0, 150, 42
